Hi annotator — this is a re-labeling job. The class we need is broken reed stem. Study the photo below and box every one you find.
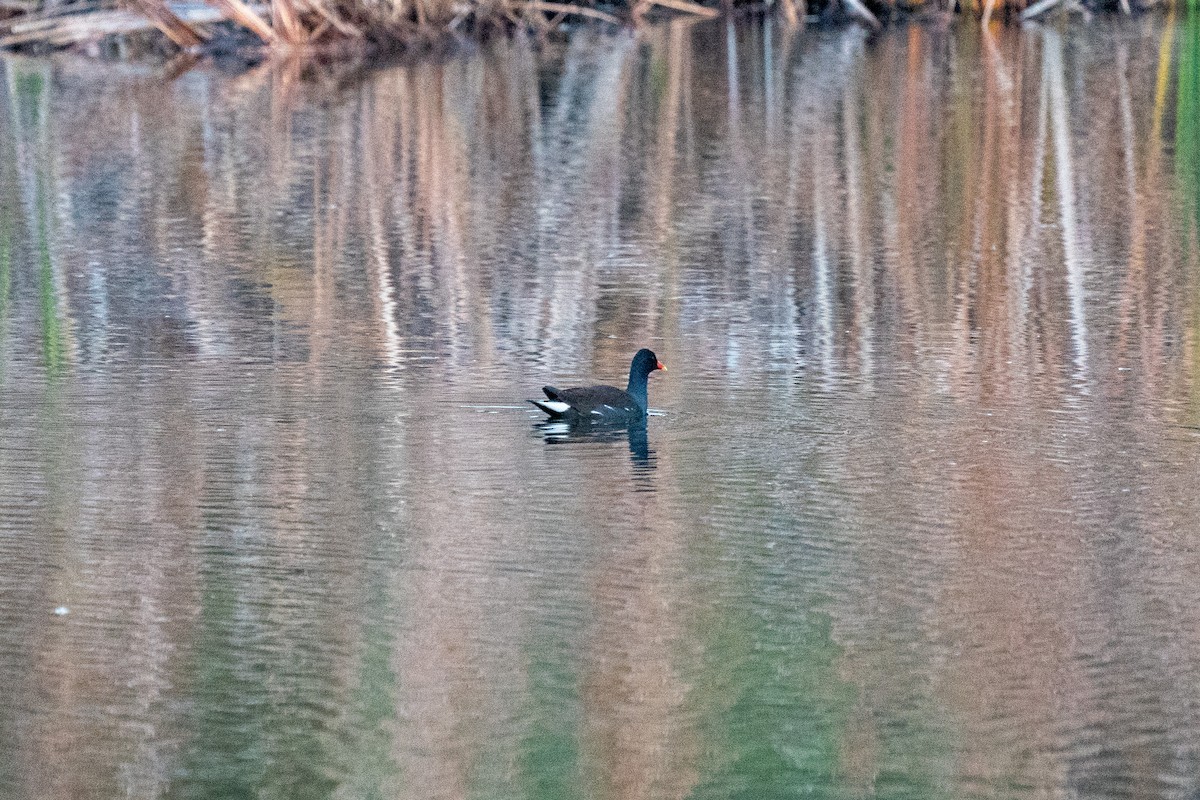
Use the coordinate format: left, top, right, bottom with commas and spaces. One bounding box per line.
525, 0, 623, 20
120, 0, 204, 46
271, 0, 306, 44
204, 0, 277, 42
644, 0, 720, 16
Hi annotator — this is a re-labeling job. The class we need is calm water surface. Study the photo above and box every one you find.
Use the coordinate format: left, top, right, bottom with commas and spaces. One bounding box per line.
3, 16, 1200, 799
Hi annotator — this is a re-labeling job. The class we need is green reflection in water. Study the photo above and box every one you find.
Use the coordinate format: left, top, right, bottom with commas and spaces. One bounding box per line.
0, 135, 12, 787
1178, 7, 1200, 231
35, 170, 64, 374
1177, 8, 1200, 418
691, 597, 959, 800
518, 650, 583, 800
0, 168, 11, 383
171, 565, 273, 800
336, 581, 402, 800
689, 601, 854, 800
678, 468, 959, 800
1, 68, 20, 386
8, 64, 66, 374
171, 555, 340, 800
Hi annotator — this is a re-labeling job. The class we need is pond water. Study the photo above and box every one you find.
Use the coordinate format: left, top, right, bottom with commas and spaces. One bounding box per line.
3, 15, 1200, 799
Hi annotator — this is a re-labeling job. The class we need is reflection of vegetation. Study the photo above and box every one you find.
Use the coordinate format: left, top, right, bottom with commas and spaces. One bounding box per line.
171, 569, 272, 800
688, 593, 854, 800
9, 64, 67, 374
10, 69, 44, 128
336, 581, 402, 800
518, 651, 583, 800
1172, 7, 1200, 421
2, 74, 21, 379
688, 575, 959, 799
1177, 5, 1200, 235
35, 173, 65, 374
862, 639, 957, 800
678, 466, 958, 799
676, 498, 860, 800
0, 170, 12, 382
171, 554, 339, 800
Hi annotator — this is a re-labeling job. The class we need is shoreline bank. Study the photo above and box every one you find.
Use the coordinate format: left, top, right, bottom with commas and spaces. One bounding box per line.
0, 0, 1175, 63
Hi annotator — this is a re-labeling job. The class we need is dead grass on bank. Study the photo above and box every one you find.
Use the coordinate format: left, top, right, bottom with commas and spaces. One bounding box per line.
0, 0, 1171, 57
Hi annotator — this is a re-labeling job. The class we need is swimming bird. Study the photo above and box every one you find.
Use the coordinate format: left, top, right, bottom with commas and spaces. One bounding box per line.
530, 348, 666, 424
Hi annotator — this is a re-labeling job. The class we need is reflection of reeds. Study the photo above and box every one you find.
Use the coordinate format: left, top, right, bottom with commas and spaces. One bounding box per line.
14, 17, 1187, 409
0, 87, 12, 362
5, 61, 70, 373
841, 43, 873, 385
1044, 30, 1089, 388
0, 179, 11, 382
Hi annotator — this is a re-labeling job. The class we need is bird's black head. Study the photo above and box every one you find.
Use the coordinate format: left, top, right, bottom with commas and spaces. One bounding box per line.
632, 348, 666, 376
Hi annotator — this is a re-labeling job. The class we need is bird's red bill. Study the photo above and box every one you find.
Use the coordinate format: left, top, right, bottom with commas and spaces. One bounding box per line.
657, 361, 667, 371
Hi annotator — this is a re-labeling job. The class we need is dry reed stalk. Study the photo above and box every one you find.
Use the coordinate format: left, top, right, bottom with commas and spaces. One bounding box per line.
307, 17, 330, 38
2, 10, 83, 36
204, 0, 277, 42
304, 1, 365, 40
501, 4, 526, 29
270, 0, 306, 44
520, 2, 556, 33
0, 3, 224, 46
162, 49, 201, 77
644, 0, 720, 16
0, 1, 93, 30
524, 0, 621, 22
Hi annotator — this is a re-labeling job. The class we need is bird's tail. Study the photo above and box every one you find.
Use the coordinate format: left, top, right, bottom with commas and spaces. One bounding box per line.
529, 399, 571, 417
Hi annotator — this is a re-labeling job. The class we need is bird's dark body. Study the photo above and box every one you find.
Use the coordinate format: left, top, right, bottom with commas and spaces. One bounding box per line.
529, 348, 665, 424
540, 384, 644, 424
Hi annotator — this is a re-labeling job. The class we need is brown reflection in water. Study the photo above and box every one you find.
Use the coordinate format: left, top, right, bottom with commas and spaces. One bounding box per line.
578, 444, 696, 800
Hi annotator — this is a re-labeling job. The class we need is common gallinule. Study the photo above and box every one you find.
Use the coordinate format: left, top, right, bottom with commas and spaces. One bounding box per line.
530, 348, 666, 424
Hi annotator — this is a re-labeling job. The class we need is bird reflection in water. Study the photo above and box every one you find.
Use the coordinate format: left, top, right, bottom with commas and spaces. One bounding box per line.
535, 420, 657, 484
